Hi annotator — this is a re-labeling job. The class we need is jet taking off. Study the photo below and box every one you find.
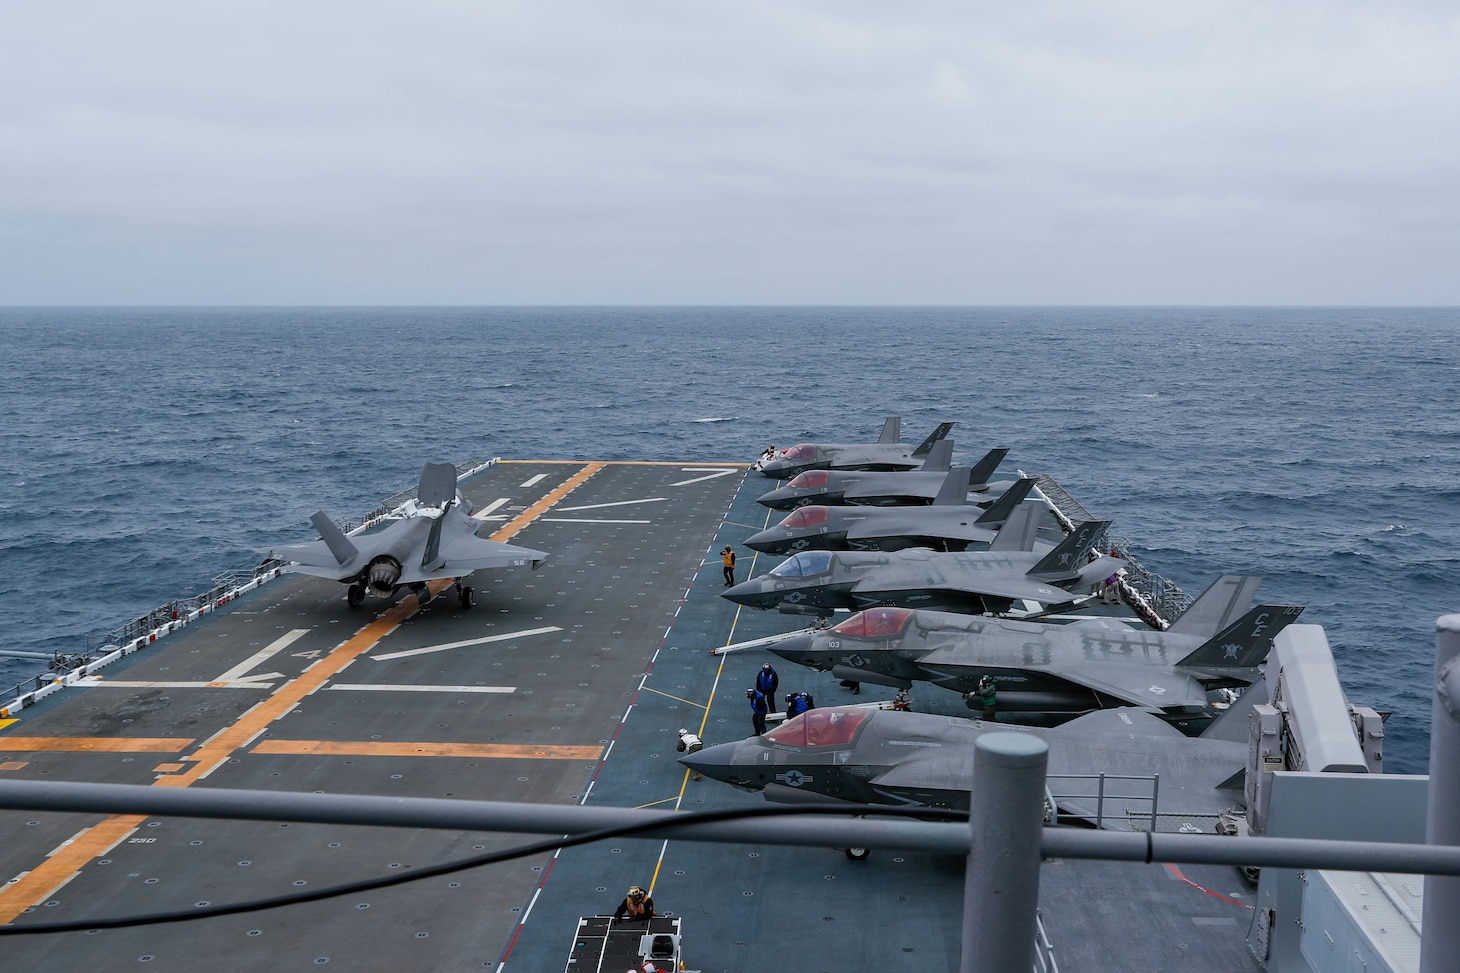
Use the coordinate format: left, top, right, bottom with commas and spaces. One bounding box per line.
266, 463, 548, 610
680, 705, 1247, 822
768, 577, 1303, 732
745, 474, 1040, 555
755, 416, 954, 479
757, 443, 1013, 510
723, 516, 1116, 617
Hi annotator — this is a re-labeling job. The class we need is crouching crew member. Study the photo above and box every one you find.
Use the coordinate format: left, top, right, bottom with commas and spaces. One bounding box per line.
613, 885, 656, 922
747, 688, 769, 736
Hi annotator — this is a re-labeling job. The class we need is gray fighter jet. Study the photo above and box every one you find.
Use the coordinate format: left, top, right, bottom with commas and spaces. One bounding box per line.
266, 463, 548, 610
744, 474, 1041, 555
722, 518, 1116, 616
767, 577, 1303, 732
679, 705, 1247, 823
757, 444, 1013, 509
754, 416, 955, 479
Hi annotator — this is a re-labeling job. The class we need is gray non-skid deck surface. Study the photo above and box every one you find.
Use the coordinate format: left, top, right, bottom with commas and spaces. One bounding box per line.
0, 461, 1260, 972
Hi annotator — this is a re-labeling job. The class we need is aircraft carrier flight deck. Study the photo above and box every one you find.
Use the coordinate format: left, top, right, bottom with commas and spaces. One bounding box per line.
0, 460, 1265, 972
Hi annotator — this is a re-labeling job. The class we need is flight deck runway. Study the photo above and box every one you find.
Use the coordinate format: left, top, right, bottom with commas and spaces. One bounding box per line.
1, 460, 1261, 972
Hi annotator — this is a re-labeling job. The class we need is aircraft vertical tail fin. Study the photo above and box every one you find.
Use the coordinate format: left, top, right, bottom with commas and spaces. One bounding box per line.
966, 447, 1009, 490
1177, 605, 1305, 669
309, 512, 359, 566
916, 439, 954, 472
417, 463, 459, 508
973, 477, 1037, 526
877, 416, 902, 445
987, 501, 1042, 552
910, 422, 955, 457
931, 467, 973, 506
1166, 575, 1264, 638
1027, 520, 1110, 577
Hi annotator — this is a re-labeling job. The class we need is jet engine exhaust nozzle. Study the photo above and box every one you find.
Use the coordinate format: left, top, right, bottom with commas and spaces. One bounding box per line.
367, 557, 403, 592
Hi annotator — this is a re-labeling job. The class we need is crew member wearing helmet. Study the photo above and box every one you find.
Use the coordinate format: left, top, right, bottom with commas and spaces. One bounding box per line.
747, 688, 769, 736
613, 885, 656, 922
722, 547, 737, 586
755, 663, 779, 701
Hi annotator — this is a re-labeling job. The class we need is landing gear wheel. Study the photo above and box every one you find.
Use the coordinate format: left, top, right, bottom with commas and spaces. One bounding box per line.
460, 585, 475, 609
844, 847, 870, 861
346, 583, 365, 609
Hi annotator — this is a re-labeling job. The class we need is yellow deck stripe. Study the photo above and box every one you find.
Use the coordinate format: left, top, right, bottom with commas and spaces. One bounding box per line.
0, 463, 605, 925
251, 740, 602, 760
0, 737, 196, 753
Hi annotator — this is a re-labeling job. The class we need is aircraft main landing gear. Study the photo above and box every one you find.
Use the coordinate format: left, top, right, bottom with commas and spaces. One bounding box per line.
346, 583, 366, 608
451, 580, 475, 609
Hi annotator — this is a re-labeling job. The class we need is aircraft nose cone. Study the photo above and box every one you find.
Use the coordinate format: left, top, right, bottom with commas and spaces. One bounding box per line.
743, 529, 789, 554
679, 740, 753, 786
722, 578, 775, 608
768, 633, 817, 667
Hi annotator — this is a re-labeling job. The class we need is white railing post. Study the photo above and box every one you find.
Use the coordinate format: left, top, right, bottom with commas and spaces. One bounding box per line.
1422, 613, 1460, 973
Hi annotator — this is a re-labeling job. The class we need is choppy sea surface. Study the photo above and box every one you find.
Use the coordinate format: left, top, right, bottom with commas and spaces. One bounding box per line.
1, 306, 1456, 773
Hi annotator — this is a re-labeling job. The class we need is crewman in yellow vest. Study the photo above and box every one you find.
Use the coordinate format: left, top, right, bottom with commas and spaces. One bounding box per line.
722, 546, 737, 586
613, 885, 656, 921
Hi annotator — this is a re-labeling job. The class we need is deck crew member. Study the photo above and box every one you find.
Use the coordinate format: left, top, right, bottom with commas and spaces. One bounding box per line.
785, 691, 814, 718
722, 546, 737, 586
613, 885, 656, 922
756, 663, 779, 701
676, 727, 704, 779
968, 674, 997, 721
747, 688, 769, 736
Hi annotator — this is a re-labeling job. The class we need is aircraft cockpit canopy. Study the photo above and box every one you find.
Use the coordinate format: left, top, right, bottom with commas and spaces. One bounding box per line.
764, 708, 871, 749
781, 444, 818, 461
832, 607, 914, 639
786, 469, 830, 488
769, 551, 833, 578
779, 506, 829, 530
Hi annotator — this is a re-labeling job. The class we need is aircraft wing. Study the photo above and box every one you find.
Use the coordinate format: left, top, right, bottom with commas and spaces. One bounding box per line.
852, 574, 1076, 606
265, 517, 424, 581
1034, 661, 1210, 708
403, 506, 547, 583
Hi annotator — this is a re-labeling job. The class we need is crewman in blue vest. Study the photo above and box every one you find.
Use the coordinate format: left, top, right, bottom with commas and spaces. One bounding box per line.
747, 688, 769, 735
785, 691, 814, 718
756, 663, 779, 701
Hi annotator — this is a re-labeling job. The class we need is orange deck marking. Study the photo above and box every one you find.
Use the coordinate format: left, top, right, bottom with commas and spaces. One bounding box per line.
0, 462, 606, 925
0, 815, 145, 921
152, 762, 185, 773
0, 761, 28, 771
0, 737, 195, 753
251, 740, 603, 760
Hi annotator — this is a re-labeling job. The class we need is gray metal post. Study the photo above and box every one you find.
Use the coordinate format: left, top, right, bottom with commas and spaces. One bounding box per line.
961, 731, 1050, 973
1422, 612, 1460, 973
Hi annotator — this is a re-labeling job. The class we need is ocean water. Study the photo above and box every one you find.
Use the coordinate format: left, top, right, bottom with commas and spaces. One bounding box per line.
1, 306, 1456, 774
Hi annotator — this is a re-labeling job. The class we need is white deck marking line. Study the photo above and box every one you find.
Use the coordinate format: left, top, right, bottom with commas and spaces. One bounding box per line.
537, 518, 651, 525
212, 629, 310, 683
555, 498, 667, 511
371, 625, 562, 661
74, 679, 283, 689
472, 497, 512, 519
325, 684, 516, 694
519, 474, 548, 487
670, 469, 738, 486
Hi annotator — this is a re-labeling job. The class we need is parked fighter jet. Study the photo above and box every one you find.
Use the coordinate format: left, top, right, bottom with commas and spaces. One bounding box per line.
745, 474, 1041, 555
757, 444, 1012, 510
722, 518, 1116, 617
767, 577, 1303, 732
755, 416, 955, 479
266, 463, 548, 610
680, 705, 1247, 824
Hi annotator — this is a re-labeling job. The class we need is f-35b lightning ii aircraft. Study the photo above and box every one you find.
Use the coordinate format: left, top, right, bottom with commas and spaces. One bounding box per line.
767, 576, 1303, 733
744, 474, 1040, 554
754, 416, 955, 479
680, 704, 1247, 825
266, 463, 548, 610
756, 443, 1013, 509
723, 517, 1115, 617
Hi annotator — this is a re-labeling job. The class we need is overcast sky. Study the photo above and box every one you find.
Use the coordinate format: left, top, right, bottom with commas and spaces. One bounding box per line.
3, 1, 1457, 305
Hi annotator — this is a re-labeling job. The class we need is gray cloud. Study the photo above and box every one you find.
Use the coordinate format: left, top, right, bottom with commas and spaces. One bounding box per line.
2, 1, 1457, 303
